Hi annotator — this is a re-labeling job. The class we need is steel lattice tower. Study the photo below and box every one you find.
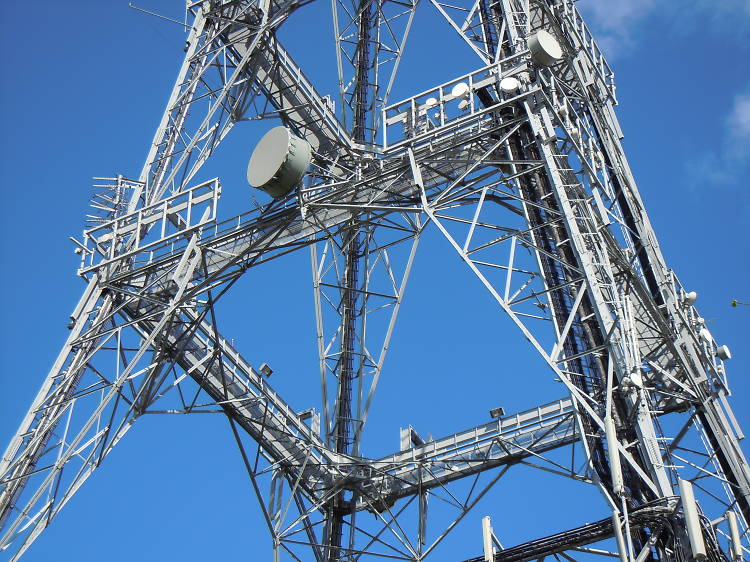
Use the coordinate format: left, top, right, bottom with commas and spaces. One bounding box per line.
1, 1, 749, 561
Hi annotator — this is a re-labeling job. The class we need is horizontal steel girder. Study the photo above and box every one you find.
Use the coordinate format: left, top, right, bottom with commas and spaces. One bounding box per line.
355, 398, 578, 509
462, 502, 675, 562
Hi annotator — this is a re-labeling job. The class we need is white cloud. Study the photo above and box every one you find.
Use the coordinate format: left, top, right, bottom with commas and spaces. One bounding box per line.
726, 90, 750, 162
576, 0, 656, 59
689, 87, 750, 186
576, 0, 750, 61
577, 0, 655, 30
676, 0, 750, 29
728, 92, 750, 141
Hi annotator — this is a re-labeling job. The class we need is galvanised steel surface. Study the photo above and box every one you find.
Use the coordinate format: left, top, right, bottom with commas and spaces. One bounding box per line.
1, 1, 749, 560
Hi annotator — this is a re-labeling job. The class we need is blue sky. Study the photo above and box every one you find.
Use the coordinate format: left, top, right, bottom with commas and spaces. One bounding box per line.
0, 1, 748, 561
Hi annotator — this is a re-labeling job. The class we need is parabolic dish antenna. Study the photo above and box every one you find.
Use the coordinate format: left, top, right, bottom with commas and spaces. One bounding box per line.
499, 76, 520, 93
247, 126, 312, 198
450, 82, 470, 99
529, 29, 563, 66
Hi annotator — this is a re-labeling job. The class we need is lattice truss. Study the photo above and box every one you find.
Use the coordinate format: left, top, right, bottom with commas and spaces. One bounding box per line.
1, 0, 748, 561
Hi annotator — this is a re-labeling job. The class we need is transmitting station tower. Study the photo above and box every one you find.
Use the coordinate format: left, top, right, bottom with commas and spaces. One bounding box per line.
1, 1, 749, 561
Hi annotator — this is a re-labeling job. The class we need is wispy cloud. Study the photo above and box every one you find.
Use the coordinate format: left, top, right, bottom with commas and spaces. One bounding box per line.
577, 0, 750, 61
689, 87, 750, 186
576, 0, 655, 59
727, 91, 750, 153
675, 0, 750, 30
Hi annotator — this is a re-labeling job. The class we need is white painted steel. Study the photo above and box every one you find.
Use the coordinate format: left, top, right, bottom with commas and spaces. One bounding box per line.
2, 1, 749, 561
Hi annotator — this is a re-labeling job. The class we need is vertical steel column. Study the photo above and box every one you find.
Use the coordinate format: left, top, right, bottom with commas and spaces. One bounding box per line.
326, 1, 375, 558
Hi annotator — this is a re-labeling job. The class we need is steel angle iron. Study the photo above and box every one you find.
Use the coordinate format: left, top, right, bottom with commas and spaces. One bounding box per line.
1, 1, 748, 561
